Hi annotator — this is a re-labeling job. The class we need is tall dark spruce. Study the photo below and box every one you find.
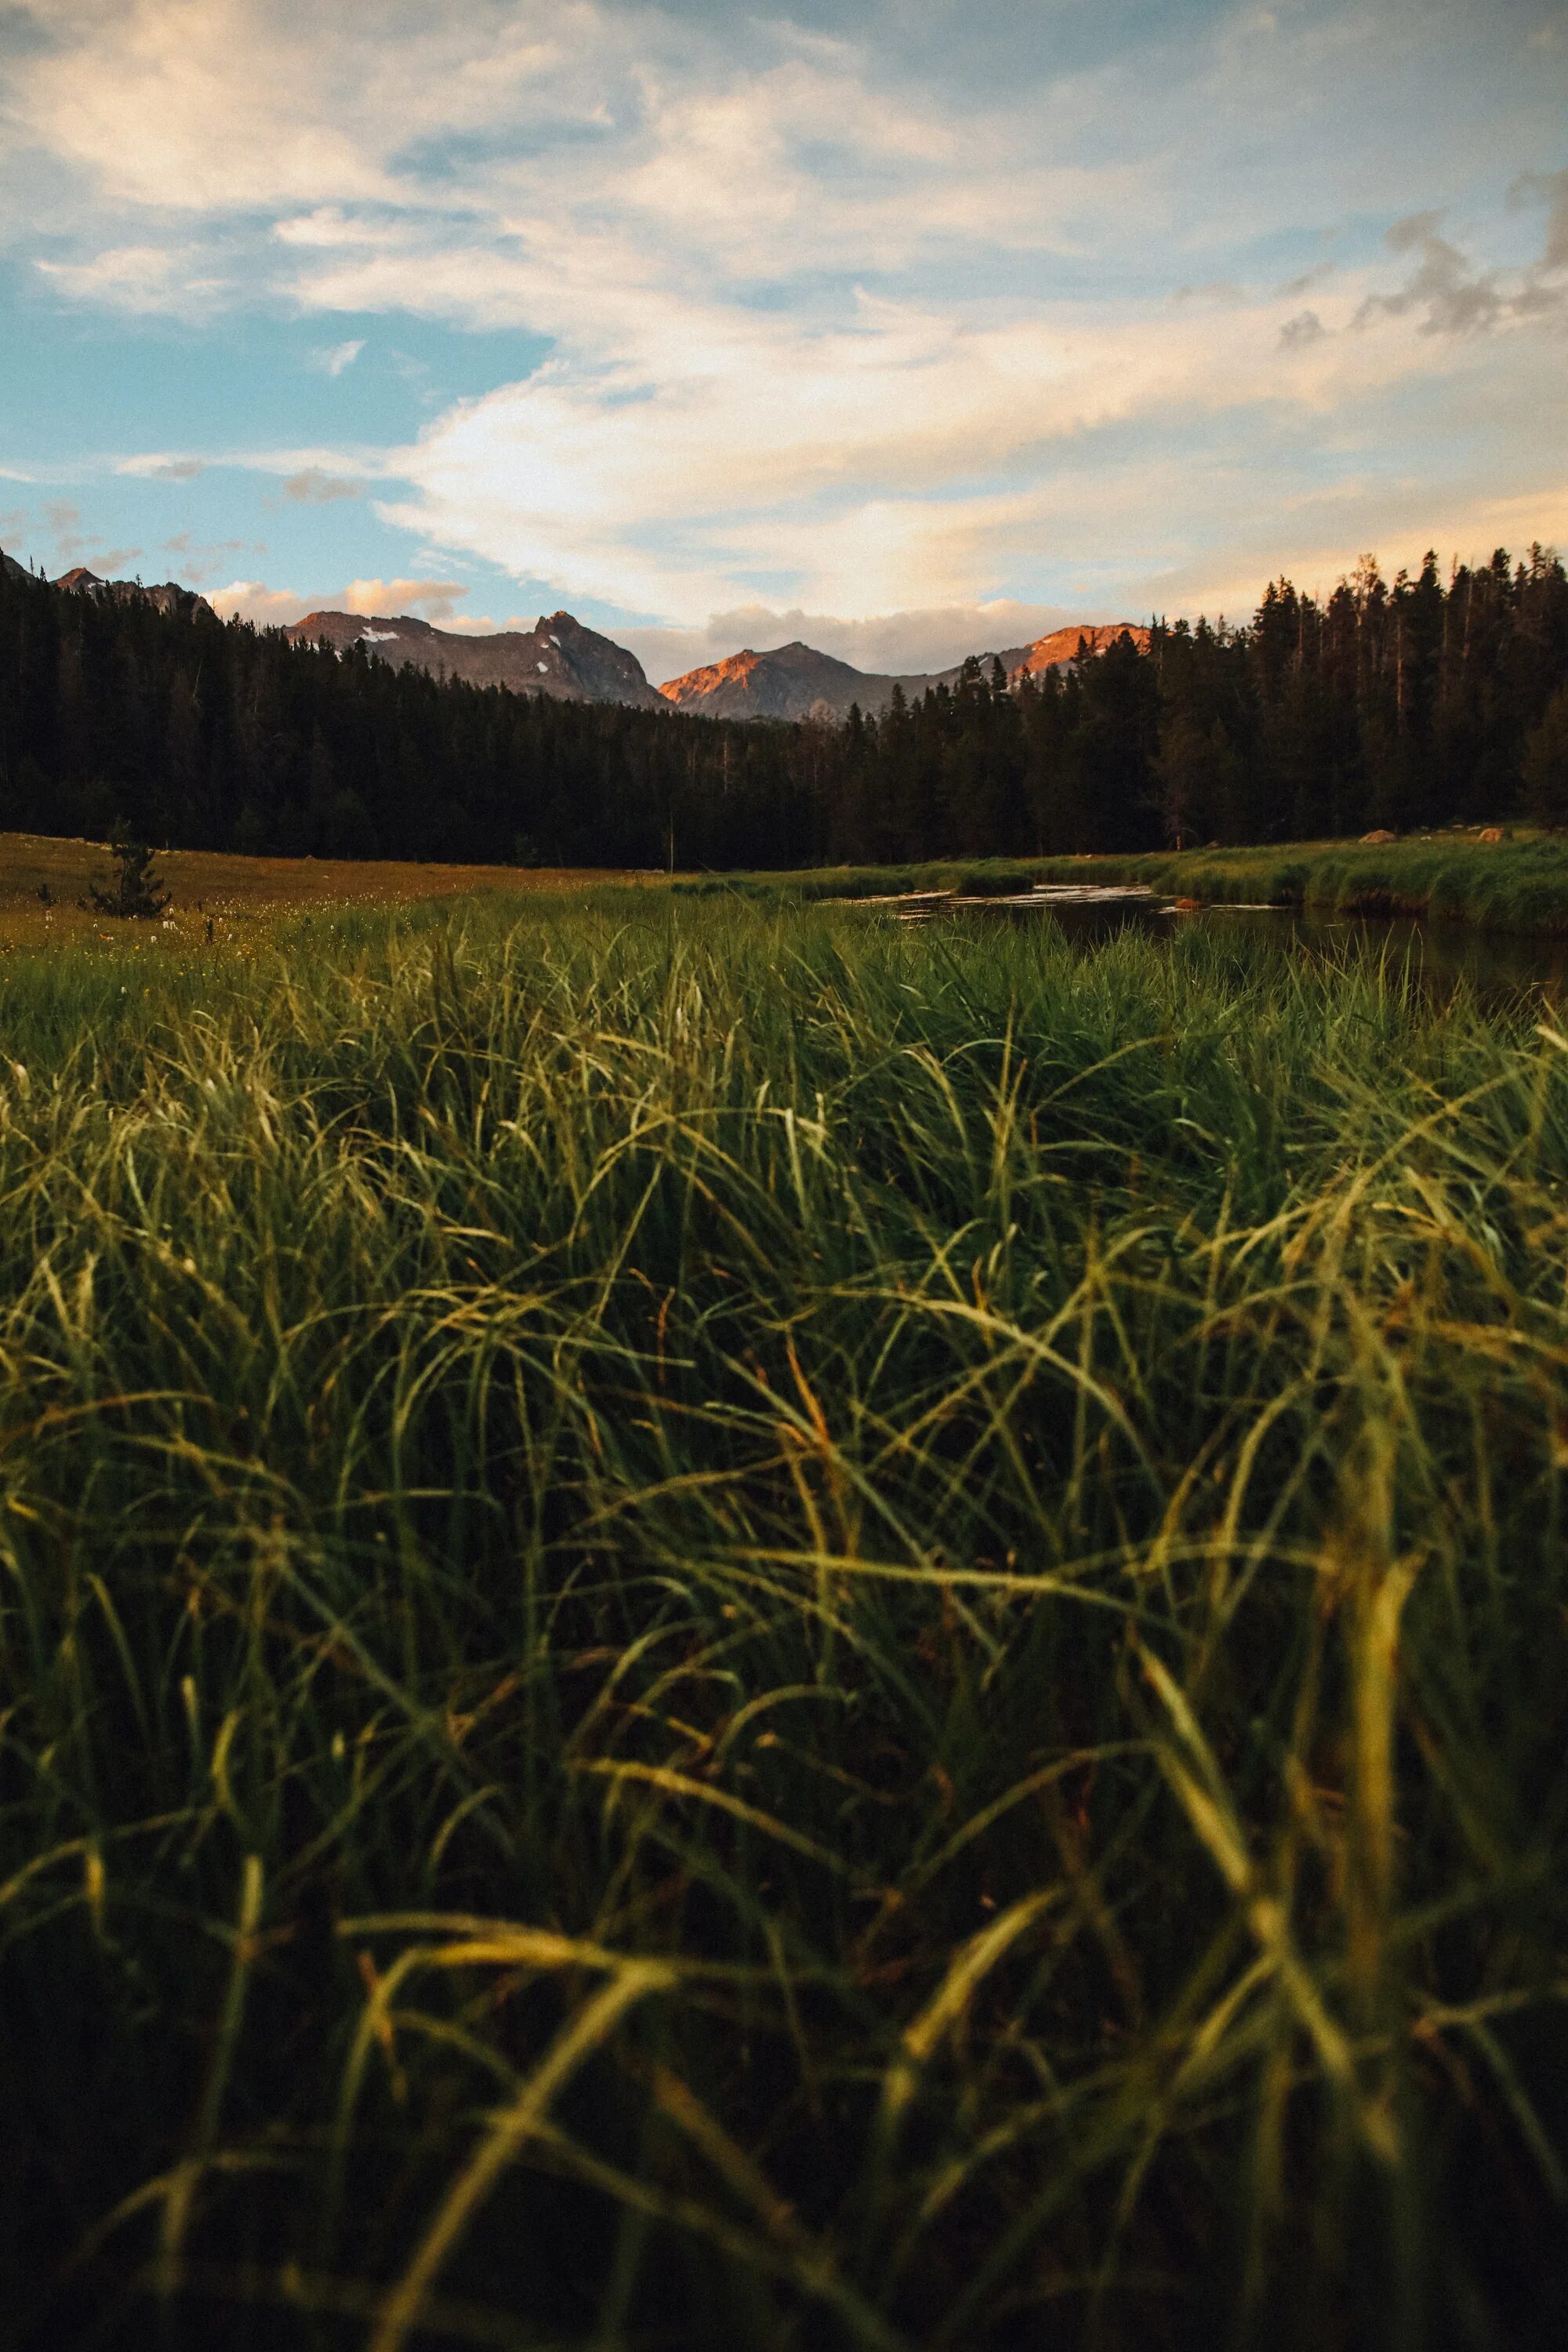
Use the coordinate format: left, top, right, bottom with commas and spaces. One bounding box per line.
0, 546, 1565, 867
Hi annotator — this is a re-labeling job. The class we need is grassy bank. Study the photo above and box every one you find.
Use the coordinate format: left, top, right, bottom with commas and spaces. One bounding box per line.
3, 895, 1566, 2350
691, 832, 1568, 935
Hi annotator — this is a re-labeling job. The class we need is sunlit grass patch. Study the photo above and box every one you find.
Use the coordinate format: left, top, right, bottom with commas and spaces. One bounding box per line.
0, 830, 659, 952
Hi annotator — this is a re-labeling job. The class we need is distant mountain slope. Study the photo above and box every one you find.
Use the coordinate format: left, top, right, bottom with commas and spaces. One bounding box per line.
1002, 622, 1151, 677
0, 546, 28, 585
287, 608, 666, 710
7, 535, 1151, 724
662, 622, 1152, 721
658, 641, 919, 721
54, 564, 216, 619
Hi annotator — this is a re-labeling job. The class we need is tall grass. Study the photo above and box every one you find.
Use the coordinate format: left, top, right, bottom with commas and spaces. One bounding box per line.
701, 836, 1568, 935
2, 897, 1565, 2350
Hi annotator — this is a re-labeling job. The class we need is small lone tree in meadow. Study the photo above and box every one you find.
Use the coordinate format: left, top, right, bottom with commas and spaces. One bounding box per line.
82, 826, 171, 920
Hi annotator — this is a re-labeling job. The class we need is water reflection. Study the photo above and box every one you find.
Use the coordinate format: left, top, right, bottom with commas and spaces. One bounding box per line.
1191, 906, 1568, 998
859, 886, 1568, 998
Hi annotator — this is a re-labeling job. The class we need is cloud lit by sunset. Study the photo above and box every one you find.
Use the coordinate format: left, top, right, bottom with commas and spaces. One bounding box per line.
1, 0, 1563, 670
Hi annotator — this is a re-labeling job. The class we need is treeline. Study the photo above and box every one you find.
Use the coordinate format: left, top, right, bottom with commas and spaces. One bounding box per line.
0, 568, 814, 869
825, 546, 1568, 859
2, 546, 1566, 868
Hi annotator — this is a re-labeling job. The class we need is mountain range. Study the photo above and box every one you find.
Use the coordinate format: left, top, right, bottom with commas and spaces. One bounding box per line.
53, 563, 216, 619
1, 554, 157, 596
659, 622, 1150, 721
285, 606, 667, 710
6, 551, 1148, 721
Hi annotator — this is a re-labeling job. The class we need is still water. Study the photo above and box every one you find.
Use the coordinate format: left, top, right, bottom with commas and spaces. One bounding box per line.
867, 885, 1568, 1000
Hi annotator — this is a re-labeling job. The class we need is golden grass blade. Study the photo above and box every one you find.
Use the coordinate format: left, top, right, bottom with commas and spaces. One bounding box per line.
369, 1964, 670, 2352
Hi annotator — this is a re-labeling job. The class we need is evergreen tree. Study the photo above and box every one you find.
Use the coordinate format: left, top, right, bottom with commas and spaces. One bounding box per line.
2, 538, 1566, 870
82, 826, 171, 919
1522, 684, 1568, 827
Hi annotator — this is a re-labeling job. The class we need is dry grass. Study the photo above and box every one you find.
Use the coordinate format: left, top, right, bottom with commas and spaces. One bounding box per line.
0, 831, 655, 949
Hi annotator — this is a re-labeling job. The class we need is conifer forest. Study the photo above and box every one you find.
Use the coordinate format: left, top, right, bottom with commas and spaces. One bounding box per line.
2, 547, 1566, 869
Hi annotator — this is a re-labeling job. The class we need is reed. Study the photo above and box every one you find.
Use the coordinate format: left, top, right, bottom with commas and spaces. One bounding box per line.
2, 895, 1565, 2350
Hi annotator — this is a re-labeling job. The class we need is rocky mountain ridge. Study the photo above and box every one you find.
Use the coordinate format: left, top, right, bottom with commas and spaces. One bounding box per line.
1001, 622, 1152, 679
0, 551, 218, 615
659, 622, 1152, 722
657, 640, 925, 723
54, 564, 216, 619
285, 607, 666, 710
1, 542, 1150, 721
294, 606, 1151, 722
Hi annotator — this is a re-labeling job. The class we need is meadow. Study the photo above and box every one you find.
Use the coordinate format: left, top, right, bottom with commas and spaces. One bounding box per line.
0, 832, 641, 949
2, 887, 1566, 2350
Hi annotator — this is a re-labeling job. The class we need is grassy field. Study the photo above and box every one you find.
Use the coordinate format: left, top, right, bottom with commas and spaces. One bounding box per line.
0, 832, 651, 950
688, 832, 1568, 935
7, 825, 1568, 945
2, 890, 1566, 2350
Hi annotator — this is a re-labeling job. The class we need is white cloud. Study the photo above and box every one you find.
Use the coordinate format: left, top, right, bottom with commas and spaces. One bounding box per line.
210, 579, 311, 624
367, 258, 1558, 621
34, 241, 234, 312
3, 1, 1566, 629
339, 575, 467, 618
118, 444, 385, 486
211, 572, 470, 626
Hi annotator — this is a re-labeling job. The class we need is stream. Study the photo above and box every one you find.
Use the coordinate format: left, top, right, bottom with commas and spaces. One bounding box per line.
862, 884, 1568, 998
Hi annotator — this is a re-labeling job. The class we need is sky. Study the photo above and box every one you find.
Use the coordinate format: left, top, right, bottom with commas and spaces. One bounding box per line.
0, 0, 1564, 682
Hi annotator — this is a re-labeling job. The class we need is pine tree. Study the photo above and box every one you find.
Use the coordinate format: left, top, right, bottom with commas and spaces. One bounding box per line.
4, 535, 1568, 868
82, 825, 171, 919
1522, 684, 1568, 827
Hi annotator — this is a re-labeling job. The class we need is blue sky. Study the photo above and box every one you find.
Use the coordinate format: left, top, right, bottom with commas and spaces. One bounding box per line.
1, 0, 1564, 679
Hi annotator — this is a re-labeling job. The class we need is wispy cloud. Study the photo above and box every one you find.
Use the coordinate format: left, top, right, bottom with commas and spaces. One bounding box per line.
2, 1, 1565, 629
211, 572, 469, 626
278, 468, 363, 503
1511, 163, 1568, 273
34, 241, 234, 314
1352, 211, 1566, 335
339, 575, 466, 618
369, 262, 1562, 619
118, 445, 385, 487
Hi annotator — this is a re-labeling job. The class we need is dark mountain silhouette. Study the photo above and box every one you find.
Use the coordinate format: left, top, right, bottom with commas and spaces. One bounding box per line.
54, 564, 215, 619
286, 607, 665, 710
29, 540, 1147, 723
